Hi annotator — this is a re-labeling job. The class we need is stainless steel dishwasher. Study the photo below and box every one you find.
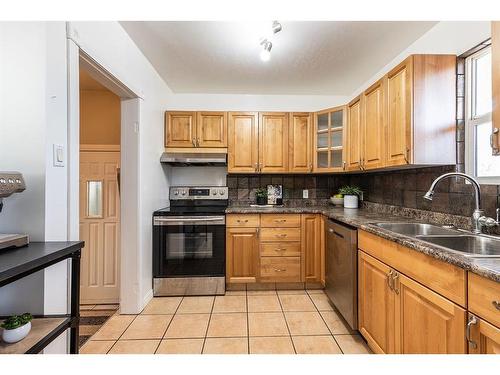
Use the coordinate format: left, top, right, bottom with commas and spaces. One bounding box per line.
325, 219, 358, 330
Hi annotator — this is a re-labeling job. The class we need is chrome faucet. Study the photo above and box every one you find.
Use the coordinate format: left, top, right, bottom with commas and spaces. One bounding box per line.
423, 172, 499, 234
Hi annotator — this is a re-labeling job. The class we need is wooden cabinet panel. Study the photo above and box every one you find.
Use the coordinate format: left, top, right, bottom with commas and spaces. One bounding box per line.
468, 314, 500, 354
397, 273, 467, 354
260, 257, 301, 282
226, 214, 260, 228
260, 228, 301, 242
259, 112, 288, 173
226, 227, 259, 283
196, 111, 227, 148
260, 214, 301, 228
228, 112, 259, 173
358, 251, 396, 354
302, 214, 322, 283
165, 111, 196, 148
260, 242, 301, 257
289, 113, 313, 173
346, 97, 362, 171
468, 273, 500, 328
386, 58, 412, 166
362, 79, 386, 169
493, 22, 500, 155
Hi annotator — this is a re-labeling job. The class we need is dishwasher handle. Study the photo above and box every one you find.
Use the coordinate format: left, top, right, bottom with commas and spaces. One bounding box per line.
328, 227, 344, 239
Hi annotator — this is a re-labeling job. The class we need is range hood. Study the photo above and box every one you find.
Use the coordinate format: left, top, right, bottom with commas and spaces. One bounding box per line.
160, 152, 227, 166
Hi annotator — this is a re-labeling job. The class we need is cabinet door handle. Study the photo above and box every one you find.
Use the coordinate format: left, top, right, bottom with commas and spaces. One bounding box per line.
392, 272, 399, 294
466, 315, 478, 349
404, 147, 410, 164
492, 301, 500, 311
254, 162, 258, 172
256, 228, 260, 237
342, 161, 346, 170
309, 164, 313, 172
192, 139, 196, 147
197, 138, 200, 147
387, 270, 394, 291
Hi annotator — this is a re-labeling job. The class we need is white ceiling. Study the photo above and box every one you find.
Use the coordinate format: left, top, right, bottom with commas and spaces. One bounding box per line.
120, 21, 437, 95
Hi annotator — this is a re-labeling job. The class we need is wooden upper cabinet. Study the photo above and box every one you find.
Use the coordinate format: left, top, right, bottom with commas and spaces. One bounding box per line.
196, 111, 227, 148
165, 111, 196, 148
491, 22, 500, 155
302, 214, 323, 283
346, 97, 362, 171
362, 79, 386, 170
228, 112, 259, 173
259, 112, 289, 173
358, 251, 396, 354
313, 106, 346, 173
226, 227, 259, 283
289, 113, 313, 173
397, 273, 467, 354
386, 59, 412, 166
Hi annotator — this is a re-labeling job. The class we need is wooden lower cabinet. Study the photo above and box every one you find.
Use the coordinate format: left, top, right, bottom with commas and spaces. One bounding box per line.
302, 214, 323, 283
226, 227, 259, 283
358, 250, 467, 354
467, 314, 500, 354
358, 251, 396, 354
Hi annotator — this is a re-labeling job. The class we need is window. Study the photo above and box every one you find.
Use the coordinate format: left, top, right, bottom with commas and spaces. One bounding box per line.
465, 46, 500, 183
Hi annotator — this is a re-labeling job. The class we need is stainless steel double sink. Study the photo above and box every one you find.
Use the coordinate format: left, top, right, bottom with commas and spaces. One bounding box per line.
374, 222, 500, 257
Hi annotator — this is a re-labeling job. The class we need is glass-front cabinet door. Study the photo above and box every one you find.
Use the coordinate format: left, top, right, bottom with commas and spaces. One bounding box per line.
314, 106, 346, 172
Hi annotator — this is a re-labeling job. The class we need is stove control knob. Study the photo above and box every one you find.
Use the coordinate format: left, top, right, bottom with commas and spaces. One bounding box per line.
181, 190, 187, 196
219, 189, 225, 196
173, 190, 179, 196
212, 190, 217, 195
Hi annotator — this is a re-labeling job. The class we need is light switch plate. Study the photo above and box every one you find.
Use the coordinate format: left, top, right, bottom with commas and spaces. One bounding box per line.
302, 189, 309, 199
53, 144, 64, 167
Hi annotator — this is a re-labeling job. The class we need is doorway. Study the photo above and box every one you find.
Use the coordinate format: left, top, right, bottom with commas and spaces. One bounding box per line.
79, 68, 121, 305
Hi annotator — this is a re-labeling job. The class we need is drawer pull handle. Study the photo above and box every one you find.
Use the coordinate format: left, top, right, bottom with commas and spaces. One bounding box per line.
274, 248, 286, 252
274, 219, 286, 223
274, 268, 287, 272
276, 234, 287, 238
493, 301, 500, 311
236, 219, 249, 223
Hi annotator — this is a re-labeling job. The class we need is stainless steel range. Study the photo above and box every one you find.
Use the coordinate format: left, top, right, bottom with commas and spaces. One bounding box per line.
152, 186, 228, 296
0, 172, 29, 250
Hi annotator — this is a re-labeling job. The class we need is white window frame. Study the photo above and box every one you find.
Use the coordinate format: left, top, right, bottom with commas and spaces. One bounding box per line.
465, 46, 499, 184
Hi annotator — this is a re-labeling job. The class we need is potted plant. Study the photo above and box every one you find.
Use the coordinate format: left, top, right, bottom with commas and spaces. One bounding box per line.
338, 185, 363, 209
255, 188, 268, 205
1, 313, 33, 344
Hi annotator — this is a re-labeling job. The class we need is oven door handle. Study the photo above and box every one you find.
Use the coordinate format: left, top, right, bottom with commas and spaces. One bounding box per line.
154, 216, 226, 225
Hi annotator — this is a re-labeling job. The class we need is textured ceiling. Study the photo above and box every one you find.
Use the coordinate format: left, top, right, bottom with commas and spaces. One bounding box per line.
121, 21, 437, 95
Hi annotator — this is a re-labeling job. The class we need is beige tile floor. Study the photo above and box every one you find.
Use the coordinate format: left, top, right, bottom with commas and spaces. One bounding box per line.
80, 289, 371, 354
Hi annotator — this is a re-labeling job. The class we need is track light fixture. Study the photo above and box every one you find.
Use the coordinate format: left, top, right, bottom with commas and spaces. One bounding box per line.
272, 21, 282, 34
258, 21, 282, 62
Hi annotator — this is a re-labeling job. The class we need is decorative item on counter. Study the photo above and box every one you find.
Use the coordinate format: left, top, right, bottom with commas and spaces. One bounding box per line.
338, 185, 363, 209
330, 193, 344, 206
267, 184, 283, 205
1, 313, 33, 344
255, 188, 268, 205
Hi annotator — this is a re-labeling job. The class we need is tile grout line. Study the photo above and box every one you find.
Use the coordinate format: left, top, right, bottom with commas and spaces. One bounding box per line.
154, 296, 185, 354
105, 314, 139, 354
276, 292, 297, 354
200, 296, 216, 354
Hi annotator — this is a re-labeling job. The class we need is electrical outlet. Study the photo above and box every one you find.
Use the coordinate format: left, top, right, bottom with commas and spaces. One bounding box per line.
302, 189, 309, 199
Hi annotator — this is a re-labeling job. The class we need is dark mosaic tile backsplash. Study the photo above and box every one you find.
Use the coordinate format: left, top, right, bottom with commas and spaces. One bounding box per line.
227, 165, 500, 219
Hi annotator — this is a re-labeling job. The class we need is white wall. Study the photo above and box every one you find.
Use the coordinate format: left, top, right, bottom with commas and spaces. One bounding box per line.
68, 21, 171, 313
351, 21, 491, 98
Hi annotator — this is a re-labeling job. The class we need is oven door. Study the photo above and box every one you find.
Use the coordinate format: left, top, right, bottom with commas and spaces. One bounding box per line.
153, 215, 225, 278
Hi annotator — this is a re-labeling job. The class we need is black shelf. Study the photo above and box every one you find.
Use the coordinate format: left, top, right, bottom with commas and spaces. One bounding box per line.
0, 241, 84, 354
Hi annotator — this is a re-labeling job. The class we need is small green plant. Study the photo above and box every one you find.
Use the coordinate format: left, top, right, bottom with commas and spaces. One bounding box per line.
338, 185, 363, 197
255, 188, 268, 198
1, 313, 32, 330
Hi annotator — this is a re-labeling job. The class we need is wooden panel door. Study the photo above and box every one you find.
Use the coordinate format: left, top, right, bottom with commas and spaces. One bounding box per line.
80, 151, 120, 304
226, 227, 259, 283
196, 111, 227, 148
468, 314, 500, 354
289, 112, 312, 173
491, 22, 500, 155
346, 97, 362, 171
259, 112, 289, 173
165, 111, 196, 148
301, 214, 322, 283
386, 58, 412, 166
396, 273, 467, 354
228, 112, 259, 173
362, 79, 386, 170
358, 251, 396, 354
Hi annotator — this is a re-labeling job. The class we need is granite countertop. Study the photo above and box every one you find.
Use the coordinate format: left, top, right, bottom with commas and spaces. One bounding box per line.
226, 205, 500, 283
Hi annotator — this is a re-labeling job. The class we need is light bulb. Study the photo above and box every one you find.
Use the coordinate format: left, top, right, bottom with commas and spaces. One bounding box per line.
260, 49, 271, 62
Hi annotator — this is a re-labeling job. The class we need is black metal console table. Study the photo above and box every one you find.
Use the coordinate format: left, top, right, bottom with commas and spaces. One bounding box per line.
0, 241, 84, 354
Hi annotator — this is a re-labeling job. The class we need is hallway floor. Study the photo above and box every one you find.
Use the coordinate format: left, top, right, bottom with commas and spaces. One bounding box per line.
80, 289, 370, 354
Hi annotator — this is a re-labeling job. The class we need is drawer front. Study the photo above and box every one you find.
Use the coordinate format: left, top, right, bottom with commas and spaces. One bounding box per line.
226, 214, 260, 227
260, 242, 301, 257
260, 228, 301, 242
260, 214, 301, 228
468, 273, 500, 327
358, 230, 466, 307
260, 257, 301, 282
